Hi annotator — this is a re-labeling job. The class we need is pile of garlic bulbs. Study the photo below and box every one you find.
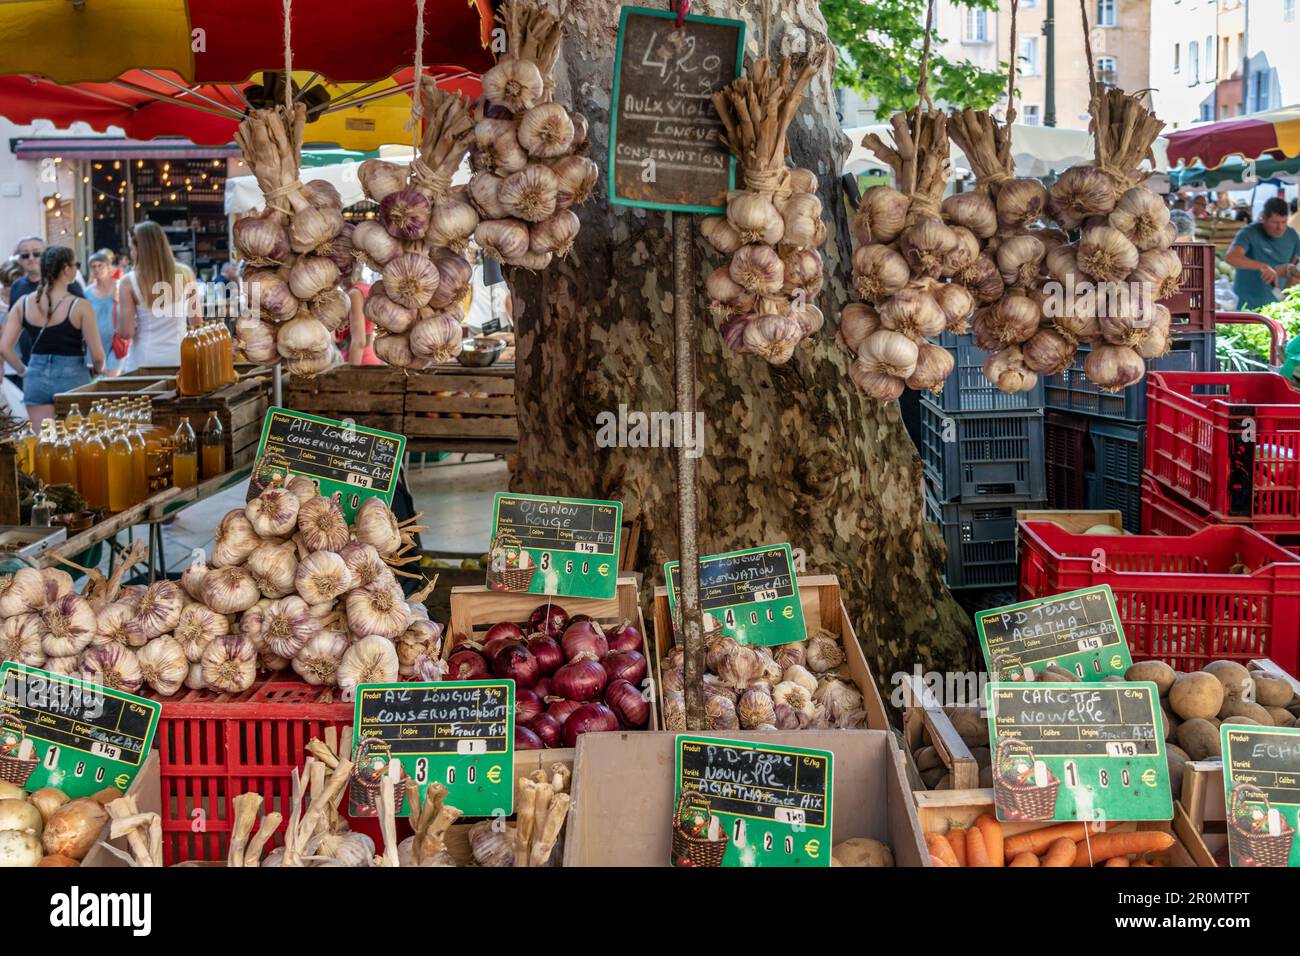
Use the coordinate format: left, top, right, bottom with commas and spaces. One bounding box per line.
232, 104, 346, 376
467, 0, 596, 270
0, 481, 443, 699
841, 109, 966, 400
705, 55, 825, 365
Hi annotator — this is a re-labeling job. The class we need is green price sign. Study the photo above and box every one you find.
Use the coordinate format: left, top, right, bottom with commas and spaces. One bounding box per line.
249, 407, 405, 521
0, 663, 160, 798
665, 544, 805, 647
672, 735, 832, 867
488, 493, 622, 600
1222, 723, 1300, 867
986, 681, 1172, 824
976, 585, 1132, 681
350, 680, 514, 818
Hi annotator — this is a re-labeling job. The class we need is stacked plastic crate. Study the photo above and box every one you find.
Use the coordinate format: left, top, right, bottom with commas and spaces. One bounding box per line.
1041, 243, 1217, 532
918, 331, 1046, 589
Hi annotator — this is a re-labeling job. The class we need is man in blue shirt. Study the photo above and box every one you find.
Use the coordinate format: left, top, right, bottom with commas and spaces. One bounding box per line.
1227, 197, 1300, 310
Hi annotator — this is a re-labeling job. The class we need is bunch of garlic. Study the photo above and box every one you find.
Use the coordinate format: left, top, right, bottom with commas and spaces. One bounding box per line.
658, 628, 866, 731
232, 105, 346, 376
467, 0, 595, 272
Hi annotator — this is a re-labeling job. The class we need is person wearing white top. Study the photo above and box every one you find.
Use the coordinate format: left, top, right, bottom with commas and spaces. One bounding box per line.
117, 221, 198, 372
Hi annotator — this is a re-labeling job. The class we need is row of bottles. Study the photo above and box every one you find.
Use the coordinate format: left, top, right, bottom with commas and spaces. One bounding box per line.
178, 322, 237, 396
25, 399, 226, 511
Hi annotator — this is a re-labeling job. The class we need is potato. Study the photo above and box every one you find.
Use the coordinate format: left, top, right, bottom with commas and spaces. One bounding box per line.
1162, 707, 1180, 742
1167, 749, 1188, 799
1265, 706, 1297, 727
1219, 699, 1274, 726
1254, 676, 1295, 708
1039, 664, 1078, 683
1177, 718, 1223, 760
914, 745, 942, 772
1166, 743, 1190, 761
1169, 673, 1224, 721
1127, 660, 1177, 696
920, 765, 946, 789
1224, 716, 1260, 726
948, 706, 987, 747
1203, 660, 1255, 706
832, 838, 893, 867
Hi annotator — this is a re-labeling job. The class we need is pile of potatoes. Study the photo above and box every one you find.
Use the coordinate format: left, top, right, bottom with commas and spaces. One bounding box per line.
912, 704, 994, 791
1127, 659, 1300, 799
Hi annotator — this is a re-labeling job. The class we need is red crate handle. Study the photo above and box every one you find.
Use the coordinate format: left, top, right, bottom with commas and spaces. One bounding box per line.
1216, 311, 1287, 366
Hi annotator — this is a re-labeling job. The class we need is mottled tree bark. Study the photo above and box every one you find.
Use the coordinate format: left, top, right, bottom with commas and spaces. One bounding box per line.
509, 0, 975, 692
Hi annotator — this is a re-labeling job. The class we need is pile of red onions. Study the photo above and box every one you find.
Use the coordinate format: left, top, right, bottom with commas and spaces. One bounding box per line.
450, 602, 649, 749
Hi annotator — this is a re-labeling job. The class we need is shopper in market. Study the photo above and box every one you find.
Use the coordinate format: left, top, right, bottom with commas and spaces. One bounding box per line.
1226, 197, 1300, 310
84, 250, 124, 377
342, 264, 379, 366
0, 245, 106, 428
116, 220, 198, 371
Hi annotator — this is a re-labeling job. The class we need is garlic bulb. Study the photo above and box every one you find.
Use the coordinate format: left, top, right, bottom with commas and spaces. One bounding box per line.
43, 655, 79, 677
81, 645, 143, 693
983, 346, 1040, 394
337, 635, 400, 692
1084, 344, 1146, 392
262, 596, 321, 659
181, 557, 209, 602
899, 218, 958, 279
213, 509, 260, 567
727, 192, 784, 245
474, 219, 531, 262
943, 226, 981, 276
935, 283, 975, 333
357, 160, 408, 203
517, 103, 574, 158
498, 165, 559, 223
295, 551, 353, 605
783, 664, 818, 695
364, 288, 417, 335
290, 205, 345, 255
996, 178, 1049, 230
985, 294, 1042, 346
201, 634, 258, 694
0, 613, 44, 667
287, 256, 340, 302
779, 193, 823, 249
481, 55, 545, 113
139, 636, 188, 697
235, 316, 279, 365
426, 200, 480, 253
276, 316, 333, 362
383, 253, 441, 310
1021, 328, 1076, 376
856, 186, 910, 244
246, 487, 301, 538
737, 688, 777, 729
857, 329, 919, 379
701, 216, 743, 256
1050, 165, 1119, 228
941, 190, 997, 239
174, 603, 229, 663
292, 631, 349, 686
40, 594, 97, 657
1131, 248, 1184, 301
233, 208, 292, 265
528, 210, 581, 258
340, 543, 391, 591
351, 220, 403, 270
850, 361, 906, 402
296, 496, 350, 554
879, 287, 946, 339
0, 568, 50, 616
1077, 226, 1139, 283
184, 662, 206, 691
345, 582, 411, 640
93, 601, 142, 649
815, 677, 865, 724
245, 541, 298, 599
705, 694, 740, 730
409, 313, 463, 362
717, 644, 764, 688
996, 235, 1046, 289
954, 254, 1005, 305
852, 245, 910, 303
772, 680, 815, 718
839, 302, 881, 354
202, 566, 262, 615
353, 498, 402, 556
125, 580, 184, 644
551, 155, 599, 208
742, 314, 804, 365
907, 341, 955, 394
805, 630, 846, 673
773, 641, 806, 670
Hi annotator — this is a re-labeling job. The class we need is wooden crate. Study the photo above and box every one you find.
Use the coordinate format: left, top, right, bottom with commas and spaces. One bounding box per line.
1014, 508, 1125, 535
1180, 760, 1227, 867
0, 442, 19, 525
53, 376, 171, 417
899, 678, 981, 791
445, 576, 658, 763
442, 749, 575, 866
914, 788, 1210, 867
651, 574, 891, 734
284, 366, 407, 435
403, 365, 518, 451
155, 377, 271, 470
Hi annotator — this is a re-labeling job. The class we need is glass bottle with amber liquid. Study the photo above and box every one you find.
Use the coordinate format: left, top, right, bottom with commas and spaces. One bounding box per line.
14, 422, 35, 475
106, 424, 135, 512
34, 420, 55, 484
125, 404, 147, 504
51, 424, 79, 490
172, 417, 197, 489
76, 424, 108, 510
217, 322, 236, 385
200, 410, 225, 479
178, 327, 201, 396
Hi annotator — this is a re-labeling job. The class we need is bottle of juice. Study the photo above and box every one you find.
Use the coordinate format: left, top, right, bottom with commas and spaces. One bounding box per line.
77, 425, 108, 509
88, 400, 105, 427
218, 322, 236, 385
14, 422, 35, 475
172, 417, 197, 489
200, 410, 225, 479
178, 327, 200, 396
51, 424, 78, 489
65, 403, 83, 434
34, 420, 55, 484
107, 426, 134, 512
202, 324, 220, 393
127, 405, 147, 504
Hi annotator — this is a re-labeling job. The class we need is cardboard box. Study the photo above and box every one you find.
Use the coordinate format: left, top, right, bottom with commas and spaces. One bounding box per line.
80, 751, 162, 868
562, 729, 926, 867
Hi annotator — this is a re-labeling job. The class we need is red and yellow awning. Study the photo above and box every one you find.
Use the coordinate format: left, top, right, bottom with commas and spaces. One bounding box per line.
1164, 106, 1300, 170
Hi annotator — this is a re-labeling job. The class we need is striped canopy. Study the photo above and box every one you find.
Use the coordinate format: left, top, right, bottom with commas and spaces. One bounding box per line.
1164, 106, 1300, 170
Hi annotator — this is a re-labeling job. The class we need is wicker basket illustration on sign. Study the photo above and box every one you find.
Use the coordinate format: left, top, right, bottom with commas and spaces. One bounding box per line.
990, 653, 1029, 682
486, 532, 537, 593
347, 737, 401, 819
1228, 781, 1295, 867
672, 791, 729, 867
0, 724, 38, 788
247, 450, 295, 499
993, 738, 1060, 822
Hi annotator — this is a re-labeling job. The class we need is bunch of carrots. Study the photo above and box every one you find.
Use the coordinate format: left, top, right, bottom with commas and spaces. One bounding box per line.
925, 816, 1176, 868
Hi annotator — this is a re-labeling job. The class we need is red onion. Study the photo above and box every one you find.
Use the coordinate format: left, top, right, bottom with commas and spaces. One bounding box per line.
533, 677, 552, 699
601, 649, 647, 686
606, 622, 642, 653
526, 634, 564, 675
492, 643, 540, 687
527, 603, 569, 637
562, 703, 619, 746
605, 678, 649, 729
569, 614, 595, 624
552, 652, 607, 702
516, 688, 543, 725
447, 648, 489, 680
528, 713, 563, 748
561, 620, 608, 660
483, 632, 524, 659
485, 621, 525, 644
546, 697, 582, 725
516, 725, 544, 750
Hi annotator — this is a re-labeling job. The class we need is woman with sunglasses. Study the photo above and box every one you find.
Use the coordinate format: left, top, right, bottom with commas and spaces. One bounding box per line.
0, 245, 105, 428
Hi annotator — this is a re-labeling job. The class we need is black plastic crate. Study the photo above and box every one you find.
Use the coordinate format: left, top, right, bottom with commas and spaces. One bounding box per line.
925, 492, 1045, 589
1044, 330, 1215, 422
929, 331, 1045, 412
1086, 419, 1144, 532
919, 400, 1046, 502
1045, 411, 1089, 510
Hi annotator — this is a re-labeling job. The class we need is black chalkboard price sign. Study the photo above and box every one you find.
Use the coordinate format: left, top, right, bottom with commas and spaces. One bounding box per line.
608, 6, 745, 213
976, 585, 1133, 681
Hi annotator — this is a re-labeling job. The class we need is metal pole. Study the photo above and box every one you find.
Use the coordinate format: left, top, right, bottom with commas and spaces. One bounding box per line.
1044, 0, 1057, 127
273, 364, 283, 407
672, 211, 705, 731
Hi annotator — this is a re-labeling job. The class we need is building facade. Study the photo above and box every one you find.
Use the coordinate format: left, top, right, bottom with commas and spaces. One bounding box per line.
1148, 0, 1248, 129
1243, 0, 1300, 115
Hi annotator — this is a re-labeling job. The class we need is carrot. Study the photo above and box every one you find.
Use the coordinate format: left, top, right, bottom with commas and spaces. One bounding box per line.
945, 827, 968, 867
973, 814, 1004, 867
966, 824, 990, 867
1008, 851, 1039, 867
1003, 822, 1091, 857
1041, 836, 1078, 867
925, 832, 959, 868
1104, 856, 1131, 867
1073, 831, 1174, 867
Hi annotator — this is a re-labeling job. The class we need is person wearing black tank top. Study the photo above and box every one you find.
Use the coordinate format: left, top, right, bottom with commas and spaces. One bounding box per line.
0, 245, 105, 429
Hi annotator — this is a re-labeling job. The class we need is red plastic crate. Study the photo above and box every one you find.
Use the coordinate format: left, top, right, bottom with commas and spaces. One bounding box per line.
1159, 242, 1215, 333
150, 676, 352, 864
1146, 371, 1300, 527
1139, 475, 1210, 537
1018, 520, 1300, 673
